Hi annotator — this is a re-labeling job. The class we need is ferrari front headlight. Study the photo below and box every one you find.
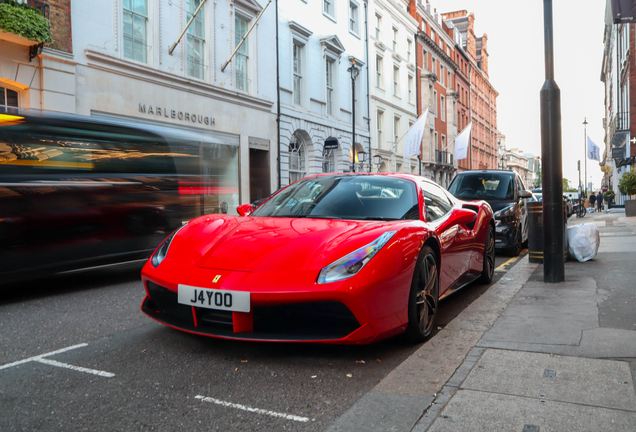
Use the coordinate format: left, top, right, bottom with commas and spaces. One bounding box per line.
317, 231, 396, 284
150, 223, 188, 267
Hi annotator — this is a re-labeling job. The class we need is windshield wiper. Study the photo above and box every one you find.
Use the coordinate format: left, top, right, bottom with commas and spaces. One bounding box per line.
293, 215, 343, 219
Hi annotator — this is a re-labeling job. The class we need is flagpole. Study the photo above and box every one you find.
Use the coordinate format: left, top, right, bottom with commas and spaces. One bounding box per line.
583, 117, 588, 195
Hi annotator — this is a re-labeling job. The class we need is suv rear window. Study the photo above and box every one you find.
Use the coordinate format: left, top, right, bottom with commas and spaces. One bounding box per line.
448, 173, 515, 201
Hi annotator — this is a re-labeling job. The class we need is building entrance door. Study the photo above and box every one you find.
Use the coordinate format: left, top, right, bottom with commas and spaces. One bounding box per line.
250, 148, 270, 202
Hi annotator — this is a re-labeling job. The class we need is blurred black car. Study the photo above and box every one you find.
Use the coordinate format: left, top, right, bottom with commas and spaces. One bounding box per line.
448, 170, 532, 256
0, 113, 230, 283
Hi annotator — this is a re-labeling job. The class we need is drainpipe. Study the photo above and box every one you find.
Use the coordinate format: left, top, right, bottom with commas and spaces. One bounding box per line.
416, 31, 421, 175
365, 0, 371, 172
468, 63, 472, 169
276, 0, 281, 189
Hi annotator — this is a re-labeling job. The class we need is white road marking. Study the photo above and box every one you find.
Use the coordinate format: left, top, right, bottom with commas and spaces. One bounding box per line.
0, 343, 114, 378
195, 395, 310, 423
35, 358, 115, 378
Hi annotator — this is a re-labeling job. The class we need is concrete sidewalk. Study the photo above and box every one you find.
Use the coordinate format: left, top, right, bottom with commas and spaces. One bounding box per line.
327, 211, 636, 432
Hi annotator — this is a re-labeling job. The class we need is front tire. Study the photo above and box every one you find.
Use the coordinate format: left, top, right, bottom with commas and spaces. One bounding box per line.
405, 246, 439, 342
479, 225, 495, 284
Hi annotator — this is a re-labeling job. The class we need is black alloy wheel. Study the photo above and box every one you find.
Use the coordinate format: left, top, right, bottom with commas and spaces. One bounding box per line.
479, 225, 495, 284
508, 226, 522, 257
405, 246, 439, 342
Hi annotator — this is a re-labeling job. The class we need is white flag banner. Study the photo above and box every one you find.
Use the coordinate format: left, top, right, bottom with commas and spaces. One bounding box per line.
454, 122, 472, 161
403, 108, 429, 159
587, 136, 600, 161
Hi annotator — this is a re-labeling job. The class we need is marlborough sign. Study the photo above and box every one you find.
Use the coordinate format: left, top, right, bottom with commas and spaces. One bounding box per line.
138, 104, 216, 127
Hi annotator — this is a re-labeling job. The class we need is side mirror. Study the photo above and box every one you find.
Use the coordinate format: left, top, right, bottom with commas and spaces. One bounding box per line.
519, 190, 532, 199
453, 208, 478, 226
237, 204, 254, 217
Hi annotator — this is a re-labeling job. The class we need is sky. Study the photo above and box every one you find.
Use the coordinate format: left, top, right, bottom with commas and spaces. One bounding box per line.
435, 0, 607, 191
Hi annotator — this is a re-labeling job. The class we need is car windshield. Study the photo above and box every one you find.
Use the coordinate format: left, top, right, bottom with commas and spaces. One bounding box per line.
251, 175, 420, 220
448, 173, 515, 201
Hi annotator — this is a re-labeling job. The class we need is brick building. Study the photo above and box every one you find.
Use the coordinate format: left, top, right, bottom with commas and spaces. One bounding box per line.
0, 0, 76, 115
443, 10, 498, 171
409, 0, 458, 187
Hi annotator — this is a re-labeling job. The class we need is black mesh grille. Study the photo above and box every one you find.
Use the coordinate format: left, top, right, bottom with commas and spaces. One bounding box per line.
145, 281, 192, 323
253, 302, 360, 339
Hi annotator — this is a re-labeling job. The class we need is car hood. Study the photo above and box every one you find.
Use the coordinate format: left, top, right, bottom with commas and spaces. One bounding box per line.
166, 215, 406, 272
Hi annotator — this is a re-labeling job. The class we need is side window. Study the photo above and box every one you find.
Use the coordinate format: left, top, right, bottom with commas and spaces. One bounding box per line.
515, 176, 524, 198
421, 182, 453, 222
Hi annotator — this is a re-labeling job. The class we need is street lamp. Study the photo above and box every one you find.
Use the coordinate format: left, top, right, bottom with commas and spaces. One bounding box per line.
347, 58, 360, 172
358, 150, 367, 171
373, 154, 383, 172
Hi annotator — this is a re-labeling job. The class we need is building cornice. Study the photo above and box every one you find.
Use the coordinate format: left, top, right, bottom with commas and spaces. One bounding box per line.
84, 50, 274, 113
418, 30, 458, 71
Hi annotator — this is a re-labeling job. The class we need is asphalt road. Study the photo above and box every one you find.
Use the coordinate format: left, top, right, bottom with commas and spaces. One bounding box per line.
0, 252, 524, 432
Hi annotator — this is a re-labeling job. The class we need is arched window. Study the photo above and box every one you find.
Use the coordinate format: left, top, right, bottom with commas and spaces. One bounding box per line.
323, 142, 335, 173
289, 132, 306, 182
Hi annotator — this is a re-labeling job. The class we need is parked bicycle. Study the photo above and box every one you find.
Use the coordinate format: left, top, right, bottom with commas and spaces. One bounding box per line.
574, 198, 586, 218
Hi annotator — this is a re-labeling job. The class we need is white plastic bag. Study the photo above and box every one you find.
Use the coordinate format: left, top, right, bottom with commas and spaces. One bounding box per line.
567, 223, 600, 262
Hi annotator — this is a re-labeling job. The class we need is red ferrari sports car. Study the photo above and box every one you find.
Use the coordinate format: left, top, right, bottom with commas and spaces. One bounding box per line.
141, 173, 494, 344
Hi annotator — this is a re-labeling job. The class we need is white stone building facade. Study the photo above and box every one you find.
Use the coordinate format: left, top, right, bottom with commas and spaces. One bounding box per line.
278, 0, 371, 184
69, 0, 278, 211
368, 0, 419, 174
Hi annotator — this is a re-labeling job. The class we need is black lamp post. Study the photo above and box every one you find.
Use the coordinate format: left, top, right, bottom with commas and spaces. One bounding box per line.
373, 154, 383, 172
347, 58, 360, 172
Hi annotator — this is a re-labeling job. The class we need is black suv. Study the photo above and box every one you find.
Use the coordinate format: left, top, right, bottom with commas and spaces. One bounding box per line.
448, 170, 532, 256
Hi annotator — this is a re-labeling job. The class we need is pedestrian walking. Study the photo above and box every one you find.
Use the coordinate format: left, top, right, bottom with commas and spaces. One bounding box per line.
589, 192, 596, 211
597, 191, 603, 212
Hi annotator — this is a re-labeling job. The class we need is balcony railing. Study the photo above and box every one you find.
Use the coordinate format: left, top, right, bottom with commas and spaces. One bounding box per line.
0, 0, 49, 19
611, 112, 629, 135
435, 150, 453, 166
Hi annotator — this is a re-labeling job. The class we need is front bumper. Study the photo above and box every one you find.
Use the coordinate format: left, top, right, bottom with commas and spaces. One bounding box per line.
140, 259, 412, 344
494, 220, 518, 250
142, 281, 370, 342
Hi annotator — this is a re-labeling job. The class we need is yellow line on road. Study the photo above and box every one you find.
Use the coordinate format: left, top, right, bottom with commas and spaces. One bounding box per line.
495, 249, 528, 271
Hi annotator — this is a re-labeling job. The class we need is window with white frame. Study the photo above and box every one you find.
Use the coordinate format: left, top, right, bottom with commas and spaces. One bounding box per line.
434, 131, 438, 150
393, 66, 399, 96
323, 146, 335, 173
447, 71, 452, 88
0, 86, 18, 114
392, 27, 398, 51
422, 49, 427, 70
293, 41, 303, 106
349, 1, 359, 35
433, 90, 438, 115
429, 84, 433, 108
408, 75, 413, 103
186, 0, 205, 80
235, 14, 250, 92
393, 116, 400, 152
377, 110, 384, 149
289, 134, 306, 183
407, 39, 412, 62
375, 13, 381, 40
323, 0, 334, 19
431, 58, 436, 75
376, 55, 383, 88
441, 95, 445, 121
123, 0, 148, 63
325, 57, 335, 115
440, 65, 444, 85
